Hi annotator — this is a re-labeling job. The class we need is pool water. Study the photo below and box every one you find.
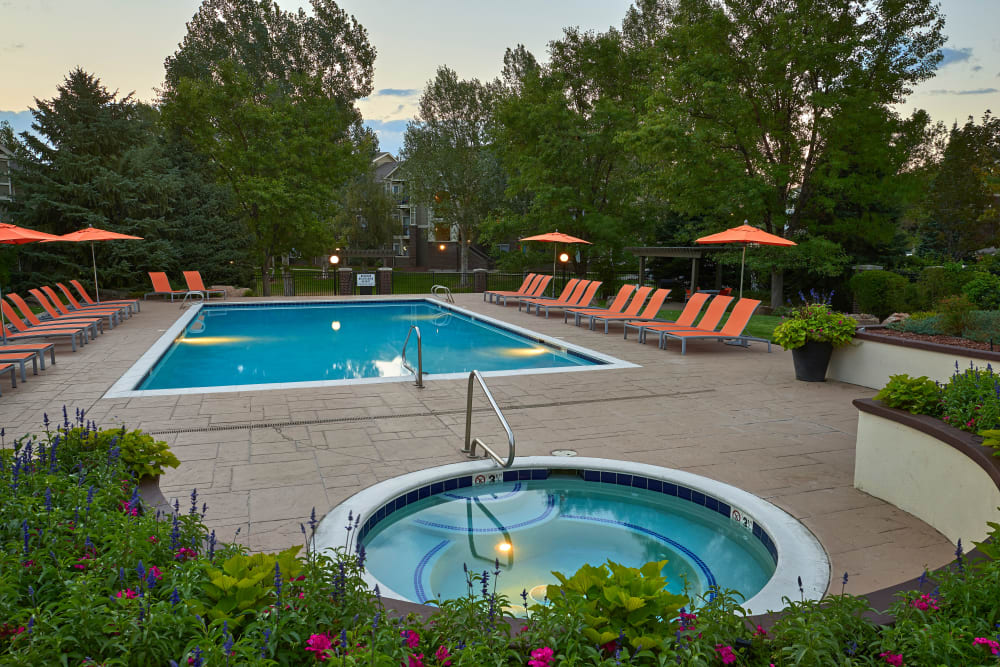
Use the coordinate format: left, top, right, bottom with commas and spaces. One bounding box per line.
362, 477, 776, 609
139, 301, 601, 390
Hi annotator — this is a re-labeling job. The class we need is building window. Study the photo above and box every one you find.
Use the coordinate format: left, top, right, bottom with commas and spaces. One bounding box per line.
498, 243, 510, 253
392, 184, 400, 194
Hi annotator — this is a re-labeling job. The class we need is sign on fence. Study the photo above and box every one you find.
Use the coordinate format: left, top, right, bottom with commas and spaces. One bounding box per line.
357, 273, 376, 287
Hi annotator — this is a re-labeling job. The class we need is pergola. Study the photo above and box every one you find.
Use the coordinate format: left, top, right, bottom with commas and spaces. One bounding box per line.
625, 246, 726, 290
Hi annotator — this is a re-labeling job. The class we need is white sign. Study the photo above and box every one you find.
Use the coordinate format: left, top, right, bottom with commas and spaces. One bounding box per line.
473, 473, 500, 486
730, 508, 754, 532
357, 273, 376, 287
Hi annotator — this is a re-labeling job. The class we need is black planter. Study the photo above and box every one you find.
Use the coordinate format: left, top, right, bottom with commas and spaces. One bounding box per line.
791, 341, 834, 382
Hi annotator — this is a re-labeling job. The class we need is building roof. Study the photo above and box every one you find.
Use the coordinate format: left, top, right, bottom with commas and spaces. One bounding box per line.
625, 246, 725, 259
374, 160, 400, 182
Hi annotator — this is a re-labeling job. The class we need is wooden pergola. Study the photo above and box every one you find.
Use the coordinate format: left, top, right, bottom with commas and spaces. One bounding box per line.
624, 246, 726, 290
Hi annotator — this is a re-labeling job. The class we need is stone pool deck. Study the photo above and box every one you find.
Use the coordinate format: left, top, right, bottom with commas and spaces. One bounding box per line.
0, 294, 956, 604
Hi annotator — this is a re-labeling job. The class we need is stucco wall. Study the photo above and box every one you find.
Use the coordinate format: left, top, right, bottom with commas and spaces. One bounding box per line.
829, 337, 988, 389
854, 411, 1000, 545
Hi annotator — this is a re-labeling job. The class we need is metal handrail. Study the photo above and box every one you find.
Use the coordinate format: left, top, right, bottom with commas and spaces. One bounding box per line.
463, 370, 515, 468
401, 325, 423, 388
179, 291, 205, 309
431, 284, 455, 303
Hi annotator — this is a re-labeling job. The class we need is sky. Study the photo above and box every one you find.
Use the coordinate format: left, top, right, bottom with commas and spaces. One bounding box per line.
2, 0, 999, 157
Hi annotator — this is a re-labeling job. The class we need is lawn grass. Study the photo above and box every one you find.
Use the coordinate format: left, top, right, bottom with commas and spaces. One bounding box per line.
653, 308, 782, 341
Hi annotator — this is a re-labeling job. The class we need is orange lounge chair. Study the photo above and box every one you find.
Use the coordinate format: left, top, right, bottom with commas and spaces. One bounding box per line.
571, 286, 652, 329
0, 363, 16, 394
69, 279, 140, 313
0, 301, 88, 351
0, 351, 40, 382
0, 342, 56, 369
484, 274, 537, 303
517, 278, 582, 311
564, 284, 637, 325
623, 292, 711, 342
529, 280, 603, 318
183, 271, 226, 300
145, 272, 190, 301
57, 283, 134, 318
586, 288, 672, 333
33, 288, 122, 329
628, 295, 734, 348
496, 275, 552, 306
11, 292, 108, 333
659, 298, 770, 354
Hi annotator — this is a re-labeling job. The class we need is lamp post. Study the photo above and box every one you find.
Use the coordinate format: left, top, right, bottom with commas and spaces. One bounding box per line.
330, 253, 340, 295
559, 252, 570, 292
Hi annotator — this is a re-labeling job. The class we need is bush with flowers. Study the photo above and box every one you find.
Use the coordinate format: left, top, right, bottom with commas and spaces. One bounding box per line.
4, 409, 1000, 665
772, 303, 857, 351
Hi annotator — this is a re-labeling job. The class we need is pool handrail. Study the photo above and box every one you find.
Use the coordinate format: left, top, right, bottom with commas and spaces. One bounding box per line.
401, 325, 423, 388
463, 370, 515, 468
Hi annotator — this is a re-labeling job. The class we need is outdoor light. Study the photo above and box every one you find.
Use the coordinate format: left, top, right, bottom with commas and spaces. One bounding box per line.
559, 252, 570, 263
331, 321, 341, 331
329, 254, 340, 265
439, 243, 446, 251
496, 542, 512, 552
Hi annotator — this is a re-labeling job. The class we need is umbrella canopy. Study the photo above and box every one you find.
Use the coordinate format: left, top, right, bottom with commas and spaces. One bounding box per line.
44, 226, 143, 301
695, 222, 796, 298
0, 223, 63, 244
519, 230, 592, 295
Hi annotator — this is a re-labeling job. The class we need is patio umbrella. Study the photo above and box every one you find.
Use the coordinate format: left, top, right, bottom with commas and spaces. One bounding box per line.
0, 224, 65, 343
519, 230, 592, 296
45, 225, 143, 301
695, 221, 796, 298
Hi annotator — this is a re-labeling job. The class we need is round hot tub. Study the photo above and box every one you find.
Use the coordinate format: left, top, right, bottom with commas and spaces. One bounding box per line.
313, 457, 829, 613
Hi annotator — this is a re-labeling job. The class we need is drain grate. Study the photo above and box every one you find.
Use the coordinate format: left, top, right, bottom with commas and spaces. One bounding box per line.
148, 388, 713, 436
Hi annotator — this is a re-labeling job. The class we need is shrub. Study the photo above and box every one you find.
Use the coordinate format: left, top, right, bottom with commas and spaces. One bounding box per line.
937, 295, 976, 336
941, 362, 1000, 433
875, 374, 943, 417
964, 311, 1000, 343
772, 304, 857, 350
848, 270, 909, 320
963, 272, 1000, 310
913, 264, 977, 310
887, 312, 944, 335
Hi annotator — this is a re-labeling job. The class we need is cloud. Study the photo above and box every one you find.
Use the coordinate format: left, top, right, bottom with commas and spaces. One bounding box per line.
972, 65, 983, 72
364, 119, 410, 156
938, 47, 973, 67
927, 88, 999, 96
0, 109, 34, 136
376, 88, 419, 97
2, 42, 25, 52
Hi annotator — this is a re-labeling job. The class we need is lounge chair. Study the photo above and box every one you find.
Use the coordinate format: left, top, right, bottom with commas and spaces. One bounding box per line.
0, 301, 89, 351
484, 274, 537, 303
0, 363, 16, 394
58, 283, 136, 318
32, 288, 122, 329
183, 271, 226, 300
41, 285, 129, 321
69, 279, 140, 313
571, 286, 652, 329
527, 280, 603, 318
11, 292, 108, 333
658, 298, 770, 354
628, 295, 734, 348
145, 272, 190, 301
517, 278, 582, 311
564, 284, 637, 325
623, 292, 711, 342
496, 275, 552, 306
585, 288, 672, 333
0, 342, 56, 369
0, 351, 40, 382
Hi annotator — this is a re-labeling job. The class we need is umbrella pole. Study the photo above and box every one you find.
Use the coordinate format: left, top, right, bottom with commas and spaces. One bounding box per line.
739, 245, 746, 299
0, 286, 6, 344
552, 245, 557, 296
91, 242, 100, 302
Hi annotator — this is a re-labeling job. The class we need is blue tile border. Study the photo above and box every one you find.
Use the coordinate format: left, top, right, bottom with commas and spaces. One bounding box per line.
413, 539, 450, 603
358, 468, 779, 567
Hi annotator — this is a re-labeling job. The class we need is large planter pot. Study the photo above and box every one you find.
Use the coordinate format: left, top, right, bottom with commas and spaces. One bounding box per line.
791, 341, 833, 382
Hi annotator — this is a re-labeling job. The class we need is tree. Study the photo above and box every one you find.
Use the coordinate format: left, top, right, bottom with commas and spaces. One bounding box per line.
161, 0, 375, 294
400, 66, 505, 277
334, 168, 396, 250
625, 0, 945, 305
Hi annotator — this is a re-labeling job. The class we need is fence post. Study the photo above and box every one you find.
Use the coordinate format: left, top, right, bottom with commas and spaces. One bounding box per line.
472, 268, 488, 293
338, 267, 353, 296
377, 267, 392, 295
282, 269, 296, 296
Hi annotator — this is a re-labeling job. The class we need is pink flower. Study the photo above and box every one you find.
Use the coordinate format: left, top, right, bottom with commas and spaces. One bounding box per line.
402, 629, 420, 649
174, 547, 197, 561
910, 594, 939, 611
407, 654, 424, 667
305, 633, 333, 661
754, 624, 768, 637
434, 645, 451, 666
149, 565, 163, 581
528, 646, 554, 667
974, 637, 1000, 655
116, 589, 137, 599
880, 652, 904, 666
147, 535, 159, 544
715, 644, 737, 664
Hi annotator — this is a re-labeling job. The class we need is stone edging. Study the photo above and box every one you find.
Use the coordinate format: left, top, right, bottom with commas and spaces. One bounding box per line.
854, 329, 1000, 363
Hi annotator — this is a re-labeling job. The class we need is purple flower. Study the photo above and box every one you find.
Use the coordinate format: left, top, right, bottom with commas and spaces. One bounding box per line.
273, 561, 282, 600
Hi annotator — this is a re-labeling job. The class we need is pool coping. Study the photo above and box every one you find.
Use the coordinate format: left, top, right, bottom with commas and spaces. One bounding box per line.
102, 297, 639, 398
312, 456, 831, 615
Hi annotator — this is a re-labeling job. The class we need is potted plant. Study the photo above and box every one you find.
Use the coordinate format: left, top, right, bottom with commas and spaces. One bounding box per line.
772, 303, 858, 381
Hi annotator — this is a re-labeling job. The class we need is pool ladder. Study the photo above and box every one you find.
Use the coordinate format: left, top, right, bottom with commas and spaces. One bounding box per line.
179, 291, 205, 309
431, 284, 454, 303
401, 325, 423, 388
463, 370, 516, 468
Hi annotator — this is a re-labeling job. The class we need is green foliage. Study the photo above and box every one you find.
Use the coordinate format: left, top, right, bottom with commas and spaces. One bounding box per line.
981, 432, 1000, 461
547, 560, 687, 651
849, 270, 910, 320
963, 310, 1000, 343
912, 264, 977, 310
937, 294, 975, 336
963, 271, 1000, 310
772, 304, 858, 350
189, 546, 303, 627
875, 374, 943, 417
941, 362, 1000, 433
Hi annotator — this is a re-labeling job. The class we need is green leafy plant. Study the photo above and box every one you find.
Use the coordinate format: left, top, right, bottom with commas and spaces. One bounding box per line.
772, 304, 858, 350
937, 294, 976, 336
61, 425, 180, 479
546, 560, 687, 651
875, 374, 943, 417
981, 430, 1000, 458
848, 270, 909, 320
963, 271, 1000, 311
941, 362, 1000, 433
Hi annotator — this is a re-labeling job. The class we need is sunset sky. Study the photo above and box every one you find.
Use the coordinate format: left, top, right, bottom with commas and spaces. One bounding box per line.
2, 0, 998, 156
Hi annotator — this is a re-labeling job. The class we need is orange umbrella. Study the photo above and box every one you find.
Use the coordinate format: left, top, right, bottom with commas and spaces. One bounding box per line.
45, 225, 143, 301
520, 230, 592, 296
695, 222, 796, 298
0, 223, 63, 244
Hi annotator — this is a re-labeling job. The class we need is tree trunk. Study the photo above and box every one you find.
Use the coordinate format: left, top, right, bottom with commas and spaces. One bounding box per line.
770, 267, 784, 309
261, 255, 272, 297
459, 227, 470, 287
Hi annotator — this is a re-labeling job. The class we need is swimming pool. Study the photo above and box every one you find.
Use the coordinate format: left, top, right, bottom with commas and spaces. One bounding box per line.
314, 457, 830, 614
106, 299, 635, 397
